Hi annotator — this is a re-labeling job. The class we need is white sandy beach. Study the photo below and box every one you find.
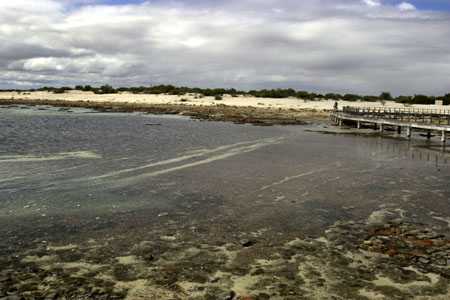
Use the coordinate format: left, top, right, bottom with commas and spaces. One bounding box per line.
0, 91, 447, 111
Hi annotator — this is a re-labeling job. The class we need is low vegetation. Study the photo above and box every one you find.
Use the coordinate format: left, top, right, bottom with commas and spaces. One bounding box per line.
3, 85, 450, 105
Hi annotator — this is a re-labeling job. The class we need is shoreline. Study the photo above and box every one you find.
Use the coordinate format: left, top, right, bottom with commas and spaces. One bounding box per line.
2, 90, 448, 126
0, 98, 328, 126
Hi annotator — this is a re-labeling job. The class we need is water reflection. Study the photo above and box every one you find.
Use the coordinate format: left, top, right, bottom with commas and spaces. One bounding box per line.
355, 137, 449, 168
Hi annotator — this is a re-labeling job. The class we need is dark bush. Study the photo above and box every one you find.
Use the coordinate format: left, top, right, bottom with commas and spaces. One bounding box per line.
343, 94, 361, 101
52, 86, 72, 94
442, 94, 450, 105
412, 94, 434, 105
94, 85, 117, 94
363, 96, 379, 102
325, 93, 342, 100
395, 96, 412, 103
379, 92, 393, 101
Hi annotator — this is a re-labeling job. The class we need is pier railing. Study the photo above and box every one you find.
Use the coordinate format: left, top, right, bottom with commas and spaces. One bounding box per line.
342, 106, 450, 116
331, 106, 450, 143
341, 106, 450, 125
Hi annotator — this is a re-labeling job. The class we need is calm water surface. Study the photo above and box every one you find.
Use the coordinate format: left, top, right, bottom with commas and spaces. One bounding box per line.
1, 105, 449, 227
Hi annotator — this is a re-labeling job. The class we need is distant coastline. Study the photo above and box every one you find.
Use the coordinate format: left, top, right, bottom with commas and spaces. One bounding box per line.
2, 85, 449, 105
1, 90, 448, 126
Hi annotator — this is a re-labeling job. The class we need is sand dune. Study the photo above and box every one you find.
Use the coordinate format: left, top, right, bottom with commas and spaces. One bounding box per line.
0, 90, 445, 111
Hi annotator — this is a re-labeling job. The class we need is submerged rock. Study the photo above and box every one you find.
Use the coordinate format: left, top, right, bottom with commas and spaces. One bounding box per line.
240, 240, 256, 248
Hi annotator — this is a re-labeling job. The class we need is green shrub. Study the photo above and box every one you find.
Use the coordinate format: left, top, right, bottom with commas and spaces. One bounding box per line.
395, 96, 412, 103
343, 94, 361, 101
379, 92, 393, 101
413, 94, 434, 105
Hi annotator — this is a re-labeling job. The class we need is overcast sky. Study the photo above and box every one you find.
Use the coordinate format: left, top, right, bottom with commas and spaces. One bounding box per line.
1, 0, 449, 95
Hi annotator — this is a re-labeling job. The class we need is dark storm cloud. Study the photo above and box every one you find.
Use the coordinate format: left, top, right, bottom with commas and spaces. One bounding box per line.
0, 43, 74, 62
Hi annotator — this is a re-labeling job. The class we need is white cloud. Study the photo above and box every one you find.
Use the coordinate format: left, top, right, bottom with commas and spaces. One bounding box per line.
362, 0, 381, 7
0, 0, 449, 95
397, 2, 416, 11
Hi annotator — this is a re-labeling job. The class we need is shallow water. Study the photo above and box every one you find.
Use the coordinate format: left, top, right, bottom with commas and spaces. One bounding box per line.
1, 105, 449, 299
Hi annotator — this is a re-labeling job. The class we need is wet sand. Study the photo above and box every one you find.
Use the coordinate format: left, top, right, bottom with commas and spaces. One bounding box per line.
0, 98, 318, 126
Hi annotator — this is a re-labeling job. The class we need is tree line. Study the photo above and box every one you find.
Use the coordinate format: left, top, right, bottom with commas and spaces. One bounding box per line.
3, 85, 450, 105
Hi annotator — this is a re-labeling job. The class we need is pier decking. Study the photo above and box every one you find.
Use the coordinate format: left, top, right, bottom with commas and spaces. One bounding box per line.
330, 106, 450, 143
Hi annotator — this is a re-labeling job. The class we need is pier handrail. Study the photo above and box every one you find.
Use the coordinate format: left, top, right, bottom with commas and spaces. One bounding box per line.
330, 108, 450, 145
342, 106, 450, 116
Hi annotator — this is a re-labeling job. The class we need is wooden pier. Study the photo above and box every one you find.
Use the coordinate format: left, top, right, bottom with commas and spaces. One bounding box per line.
330, 106, 450, 144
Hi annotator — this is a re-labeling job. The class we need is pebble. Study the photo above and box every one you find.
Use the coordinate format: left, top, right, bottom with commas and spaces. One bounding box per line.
224, 291, 236, 300
418, 257, 430, 264
240, 239, 256, 248
435, 259, 447, 266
